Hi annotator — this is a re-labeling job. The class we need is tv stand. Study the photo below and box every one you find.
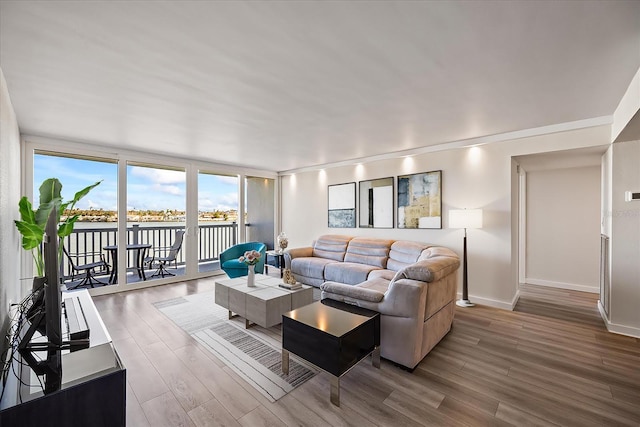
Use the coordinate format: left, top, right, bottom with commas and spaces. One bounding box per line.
0, 289, 126, 427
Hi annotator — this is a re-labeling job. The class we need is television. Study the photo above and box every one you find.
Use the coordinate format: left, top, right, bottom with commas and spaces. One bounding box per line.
18, 209, 62, 393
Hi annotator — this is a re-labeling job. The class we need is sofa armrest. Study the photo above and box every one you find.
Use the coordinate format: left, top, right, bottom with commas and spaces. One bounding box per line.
377, 278, 428, 318
321, 281, 385, 303
283, 246, 313, 269
396, 256, 460, 283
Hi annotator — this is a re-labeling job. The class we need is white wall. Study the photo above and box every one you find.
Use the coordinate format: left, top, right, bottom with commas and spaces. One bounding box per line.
610, 139, 640, 335
525, 166, 601, 292
0, 68, 22, 351
281, 125, 611, 309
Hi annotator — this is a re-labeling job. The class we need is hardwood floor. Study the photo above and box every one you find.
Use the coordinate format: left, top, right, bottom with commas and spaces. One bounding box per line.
92, 280, 640, 426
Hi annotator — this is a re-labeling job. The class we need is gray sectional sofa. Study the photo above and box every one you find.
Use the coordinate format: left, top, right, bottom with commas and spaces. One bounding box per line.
284, 235, 460, 369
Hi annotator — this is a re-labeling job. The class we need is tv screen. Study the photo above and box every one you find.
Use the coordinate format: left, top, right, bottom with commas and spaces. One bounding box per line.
42, 209, 62, 392
17, 209, 62, 393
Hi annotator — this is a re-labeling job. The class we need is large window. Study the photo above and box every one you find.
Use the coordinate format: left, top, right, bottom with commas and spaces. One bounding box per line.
33, 152, 118, 288
27, 141, 276, 294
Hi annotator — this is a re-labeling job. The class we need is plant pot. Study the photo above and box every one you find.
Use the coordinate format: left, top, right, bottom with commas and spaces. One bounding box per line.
32, 276, 46, 292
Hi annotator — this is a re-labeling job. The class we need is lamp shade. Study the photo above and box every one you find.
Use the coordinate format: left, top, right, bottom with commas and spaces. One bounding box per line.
449, 209, 483, 229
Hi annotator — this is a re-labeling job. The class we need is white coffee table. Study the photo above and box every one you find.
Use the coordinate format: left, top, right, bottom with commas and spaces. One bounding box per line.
214, 273, 313, 328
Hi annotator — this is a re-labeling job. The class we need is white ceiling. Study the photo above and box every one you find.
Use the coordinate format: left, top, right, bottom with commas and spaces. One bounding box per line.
1, 1, 639, 172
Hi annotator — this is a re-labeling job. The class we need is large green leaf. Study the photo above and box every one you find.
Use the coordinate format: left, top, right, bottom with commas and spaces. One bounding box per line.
58, 214, 80, 238
17, 197, 36, 224
68, 180, 102, 210
38, 178, 62, 206
14, 220, 44, 250
34, 199, 59, 228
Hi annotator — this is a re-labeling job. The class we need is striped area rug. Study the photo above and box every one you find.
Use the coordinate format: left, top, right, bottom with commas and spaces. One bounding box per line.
153, 291, 318, 402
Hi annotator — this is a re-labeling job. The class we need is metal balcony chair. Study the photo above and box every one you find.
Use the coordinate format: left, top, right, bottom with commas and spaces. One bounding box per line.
146, 230, 185, 278
219, 242, 266, 278
63, 246, 110, 289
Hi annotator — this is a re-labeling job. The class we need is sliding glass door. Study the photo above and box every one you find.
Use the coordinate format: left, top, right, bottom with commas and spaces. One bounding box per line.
198, 172, 239, 273
126, 162, 186, 284
245, 176, 275, 249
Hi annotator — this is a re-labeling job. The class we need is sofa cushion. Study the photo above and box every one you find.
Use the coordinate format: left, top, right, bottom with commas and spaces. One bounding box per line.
324, 262, 381, 285
358, 277, 391, 294
387, 240, 431, 271
312, 235, 352, 261
343, 237, 393, 268
291, 257, 339, 280
321, 280, 386, 302
367, 269, 397, 281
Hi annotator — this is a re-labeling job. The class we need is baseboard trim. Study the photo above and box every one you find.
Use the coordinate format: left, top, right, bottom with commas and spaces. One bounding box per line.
525, 278, 599, 294
456, 292, 516, 311
598, 300, 640, 339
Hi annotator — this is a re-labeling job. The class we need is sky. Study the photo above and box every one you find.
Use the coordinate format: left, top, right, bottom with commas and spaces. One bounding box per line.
33, 154, 239, 212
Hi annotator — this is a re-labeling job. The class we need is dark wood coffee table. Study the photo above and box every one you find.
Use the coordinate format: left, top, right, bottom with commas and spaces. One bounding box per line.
281, 299, 380, 406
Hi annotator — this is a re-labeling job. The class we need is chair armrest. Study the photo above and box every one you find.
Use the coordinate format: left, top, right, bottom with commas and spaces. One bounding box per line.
284, 247, 313, 269
321, 281, 385, 303
67, 251, 108, 264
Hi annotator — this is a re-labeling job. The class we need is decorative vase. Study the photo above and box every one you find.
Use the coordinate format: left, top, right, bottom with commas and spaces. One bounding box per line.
247, 266, 256, 287
277, 232, 288, 253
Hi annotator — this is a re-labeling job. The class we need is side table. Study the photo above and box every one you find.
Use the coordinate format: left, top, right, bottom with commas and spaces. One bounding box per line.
265, 250, 285, 278
281, 299, 380, 406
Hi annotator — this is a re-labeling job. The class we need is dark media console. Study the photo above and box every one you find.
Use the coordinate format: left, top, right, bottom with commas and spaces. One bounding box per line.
0, 290, 126, 427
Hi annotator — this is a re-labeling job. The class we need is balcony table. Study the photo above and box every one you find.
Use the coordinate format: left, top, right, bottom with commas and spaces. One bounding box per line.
103, 243, 151, 284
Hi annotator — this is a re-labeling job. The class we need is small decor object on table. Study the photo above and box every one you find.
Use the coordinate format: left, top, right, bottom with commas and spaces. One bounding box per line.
283, 268, 297, 285
277, 232, 289, 253
239, 250, 261, 287
279, 282, 301, 291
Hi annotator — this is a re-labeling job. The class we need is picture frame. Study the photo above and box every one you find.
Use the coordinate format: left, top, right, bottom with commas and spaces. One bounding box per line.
328, 182, 356, 228
359, 177, 394, 228
397, 170, 442, 229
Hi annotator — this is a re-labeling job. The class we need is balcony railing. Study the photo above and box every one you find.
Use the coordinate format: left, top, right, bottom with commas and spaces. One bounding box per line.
59, 222, 238, 281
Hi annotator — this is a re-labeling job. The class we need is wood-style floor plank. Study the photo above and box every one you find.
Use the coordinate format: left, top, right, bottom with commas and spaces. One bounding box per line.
141, 391, 196, 427
141, 340, 214, 412
173, 344, 261, 419
91, 278, 640, 427
187, 398, 242, 427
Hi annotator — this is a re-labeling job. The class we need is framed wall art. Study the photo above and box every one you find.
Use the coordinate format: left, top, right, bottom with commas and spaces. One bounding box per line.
359, 177, 394, 228
328, 182, 356, 228
397, 170, 442, 229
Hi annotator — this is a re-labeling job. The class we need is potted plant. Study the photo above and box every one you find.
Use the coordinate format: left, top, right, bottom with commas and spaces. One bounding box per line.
14, 178, 101, 281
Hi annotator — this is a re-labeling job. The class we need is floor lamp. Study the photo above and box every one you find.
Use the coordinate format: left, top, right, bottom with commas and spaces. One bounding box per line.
449, 209, 483, 307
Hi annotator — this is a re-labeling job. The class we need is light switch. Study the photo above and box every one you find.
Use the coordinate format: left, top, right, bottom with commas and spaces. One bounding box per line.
624, 191, 640, 202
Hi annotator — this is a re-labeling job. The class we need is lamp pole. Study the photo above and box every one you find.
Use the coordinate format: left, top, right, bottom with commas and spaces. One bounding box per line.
457, 225, 475, 307
449, 208, 482, 308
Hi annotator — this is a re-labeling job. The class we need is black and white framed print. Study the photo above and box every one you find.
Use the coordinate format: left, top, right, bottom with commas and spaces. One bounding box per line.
359, 177, 394, 228
328, 182, 356, 228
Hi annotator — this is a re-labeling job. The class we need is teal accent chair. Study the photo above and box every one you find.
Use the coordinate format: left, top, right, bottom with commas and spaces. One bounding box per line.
220, 242, 267, 278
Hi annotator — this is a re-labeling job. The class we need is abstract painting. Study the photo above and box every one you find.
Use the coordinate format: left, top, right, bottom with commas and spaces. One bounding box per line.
397, 170, 442, 229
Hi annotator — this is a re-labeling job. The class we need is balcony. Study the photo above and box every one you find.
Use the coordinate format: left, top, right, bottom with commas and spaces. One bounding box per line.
60, 222, 238, 287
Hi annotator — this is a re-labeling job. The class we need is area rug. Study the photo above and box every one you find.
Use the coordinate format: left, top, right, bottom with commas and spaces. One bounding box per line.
153, 291, 318, 402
